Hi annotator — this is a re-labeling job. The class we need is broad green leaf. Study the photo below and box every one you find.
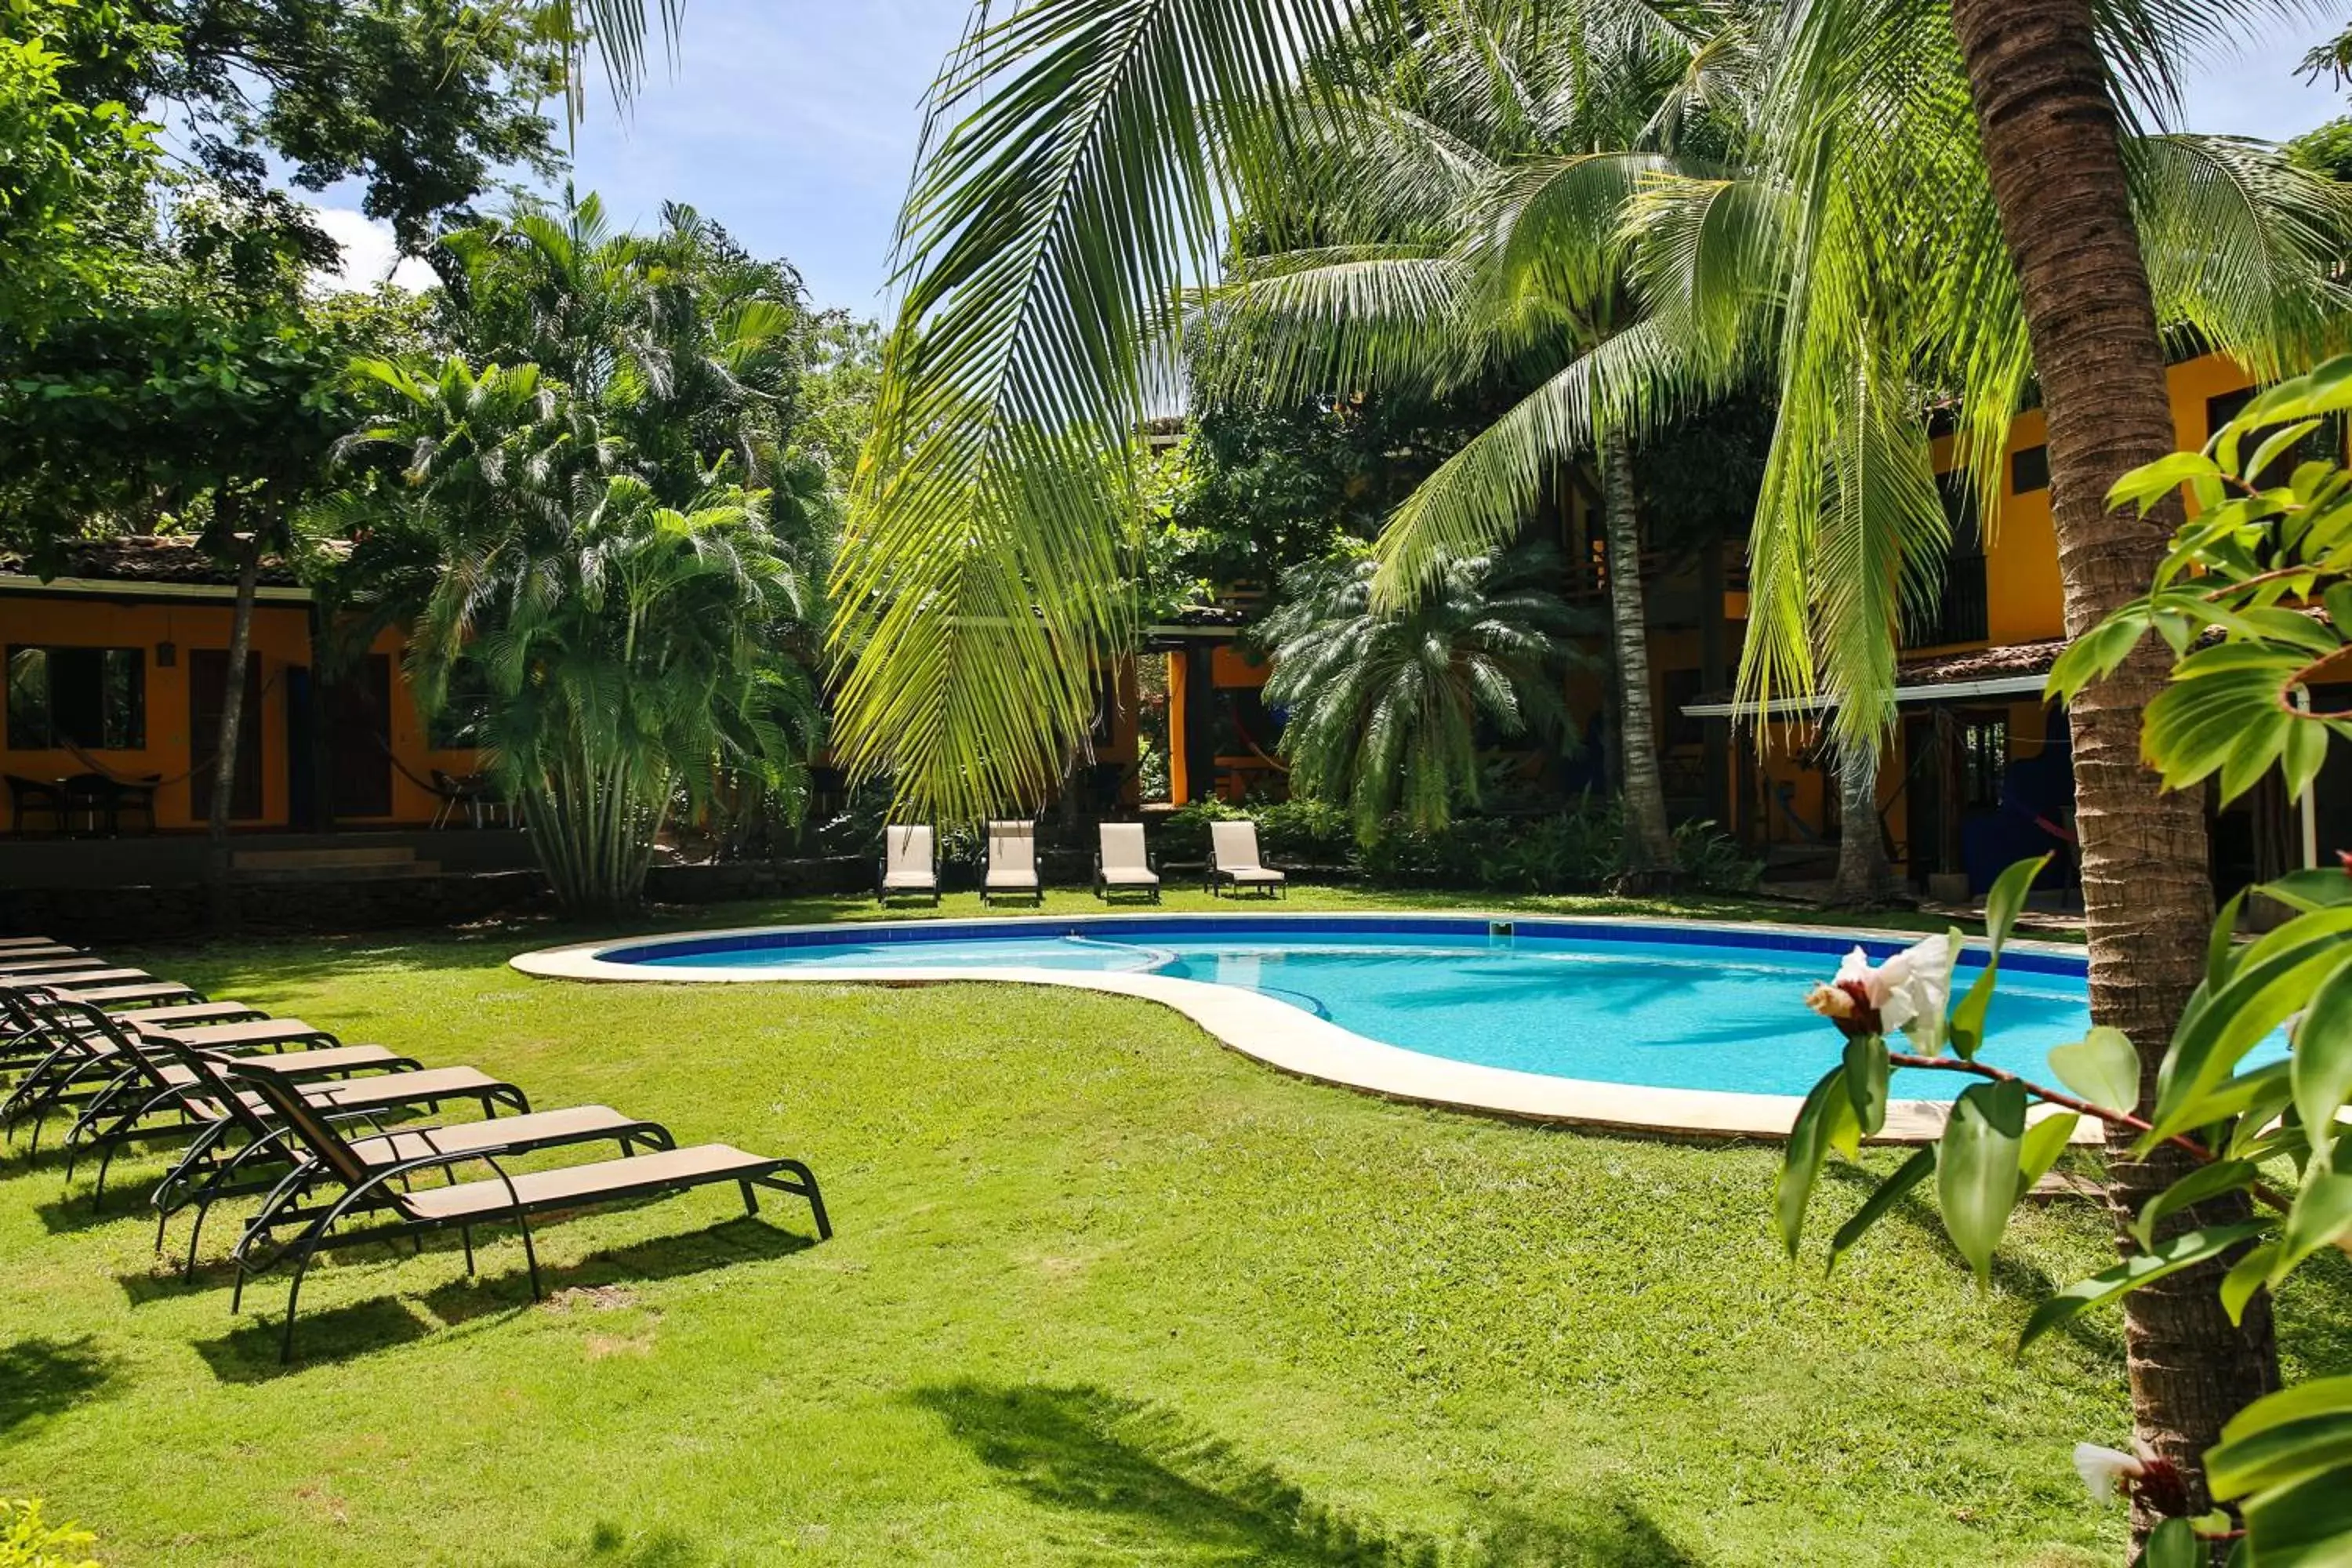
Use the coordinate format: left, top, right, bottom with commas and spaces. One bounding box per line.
2016, 1112, 2079, 1200
1938, 1080, 2027, 1283
2222, 1241, 2280, 1326
1980, 855, 2050, 952
2018, 1223, 2270, 1352
2264, 869, 2352, 913
2295, 964, 2352, 1162
2132, 1160, 2259, 1250
2151, 913, 2352, 1146
2271, 1149, 2352, 1284
1845, 1034, 1889, 1139
2209, 888, 2249, 991
1778, 1067, 1847, 1258
2238, 1461, 2352, 1568
1827, 1145, 1936, 1276
2110, 450, 2221, 513
2223, 1376, 2352, 1446
2140, 1516, 2201, 1568
2165, 1060, 2296, 1147
2209, 1413, 2352, 1500
2246, 419, 2324, 487
2323, 581, 2352, 637
2049, 1027, 2143, 1114
1950, 860, 2047, 1061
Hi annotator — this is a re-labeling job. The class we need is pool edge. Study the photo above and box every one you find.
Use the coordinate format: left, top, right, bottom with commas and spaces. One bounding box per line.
510, 913, 2096, 1145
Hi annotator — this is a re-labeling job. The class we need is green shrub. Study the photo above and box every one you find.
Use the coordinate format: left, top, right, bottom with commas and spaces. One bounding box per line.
1153, 796, 1761, 894
2, 1501, 99, 1568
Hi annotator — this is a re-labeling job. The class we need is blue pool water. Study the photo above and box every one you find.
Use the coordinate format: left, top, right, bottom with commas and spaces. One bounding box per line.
598, 916, 2235, 1101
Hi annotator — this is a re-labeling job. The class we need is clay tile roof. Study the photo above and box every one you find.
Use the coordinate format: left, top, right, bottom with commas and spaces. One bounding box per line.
1890, 637, 2068, 685
0, 535, 313, 588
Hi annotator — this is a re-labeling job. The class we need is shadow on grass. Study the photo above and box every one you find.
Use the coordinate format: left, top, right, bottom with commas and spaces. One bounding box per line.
911, 1381, 1695, 1567
190, 1214, 815, 1377
0, 1335, 118, 1435
192, 1297, 435, 1382
583, 1523, 704, 1566
1818, 1162, 2123, 1362
419, 1213, 817, 1327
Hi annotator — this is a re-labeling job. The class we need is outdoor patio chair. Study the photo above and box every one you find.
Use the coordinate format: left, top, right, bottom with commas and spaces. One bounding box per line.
4, 776, 67, 836
1207, 820, 1287, 898
877, 824, 940, 905
20, 1000, 519, 1202
150, 1040, 676, 1280
0, 955, 113, 979
223, 1059, 829, 1363
1094, 822, 1160, 902
981, 821, 1043, 906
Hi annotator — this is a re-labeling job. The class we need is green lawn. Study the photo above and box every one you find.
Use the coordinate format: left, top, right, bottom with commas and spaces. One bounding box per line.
4, 889, 2339, 1566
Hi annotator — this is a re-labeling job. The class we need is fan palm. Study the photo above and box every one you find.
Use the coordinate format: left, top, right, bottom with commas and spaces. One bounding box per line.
1260, 545, 1592, 837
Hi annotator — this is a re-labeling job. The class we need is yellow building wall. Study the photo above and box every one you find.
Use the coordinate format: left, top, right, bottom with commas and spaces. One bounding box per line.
2, 594, 474, 831
1926, 350, 2266, 649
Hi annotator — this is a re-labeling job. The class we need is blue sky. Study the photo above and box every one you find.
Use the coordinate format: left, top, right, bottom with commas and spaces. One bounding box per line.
323, 2, 2350, 310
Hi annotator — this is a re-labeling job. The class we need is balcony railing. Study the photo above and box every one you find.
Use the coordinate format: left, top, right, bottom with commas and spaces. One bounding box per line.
1901, 554, 1990, 649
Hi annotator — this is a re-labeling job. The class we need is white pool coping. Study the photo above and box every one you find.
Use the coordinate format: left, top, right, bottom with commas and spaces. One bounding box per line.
512, 913, 2100, 1144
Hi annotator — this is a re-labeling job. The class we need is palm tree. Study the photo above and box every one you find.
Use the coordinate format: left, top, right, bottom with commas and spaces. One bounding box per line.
1259, 546, 1592, 838
833, 0, 2348, 1518
414, 474, 822, 916
1191, 7, 1705, 883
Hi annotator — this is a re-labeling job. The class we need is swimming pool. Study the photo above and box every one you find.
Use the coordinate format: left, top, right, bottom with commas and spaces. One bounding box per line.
516, 913, 2216, 1137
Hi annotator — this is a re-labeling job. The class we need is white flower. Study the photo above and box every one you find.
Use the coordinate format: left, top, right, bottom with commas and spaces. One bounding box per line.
1806, 935, 1953, 1043
2072, 1441, 2153, 1505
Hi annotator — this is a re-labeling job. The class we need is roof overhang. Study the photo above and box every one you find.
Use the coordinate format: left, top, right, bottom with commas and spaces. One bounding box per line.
1680, 672, 2051, 720
0, 573, 312, 606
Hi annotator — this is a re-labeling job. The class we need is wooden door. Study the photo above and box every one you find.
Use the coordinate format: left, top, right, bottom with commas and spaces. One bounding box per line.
189, 651, 263, 822
329, 655, 393, 818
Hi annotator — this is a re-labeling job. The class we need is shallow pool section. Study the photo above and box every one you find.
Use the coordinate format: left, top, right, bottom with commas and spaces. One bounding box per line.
581, 916, 2148, 1102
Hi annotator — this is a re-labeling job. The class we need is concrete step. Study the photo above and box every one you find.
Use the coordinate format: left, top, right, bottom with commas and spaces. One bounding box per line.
230, 846, 417, 872
236, 859, 442, 883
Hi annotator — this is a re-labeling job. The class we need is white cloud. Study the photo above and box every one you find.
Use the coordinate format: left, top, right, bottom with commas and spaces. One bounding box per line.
307, 205, 439, 293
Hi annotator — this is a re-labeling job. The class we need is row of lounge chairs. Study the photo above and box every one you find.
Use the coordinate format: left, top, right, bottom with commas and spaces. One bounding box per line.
878, 820, 1289, 906
0, 935, 829, 1363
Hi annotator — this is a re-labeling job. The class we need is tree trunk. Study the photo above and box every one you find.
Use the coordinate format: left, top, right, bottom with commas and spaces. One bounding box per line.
204, 531, 264, 929
1830, 739, 1896, 907
1946, 0, 2277, 1537
1598, 431, 1675, 887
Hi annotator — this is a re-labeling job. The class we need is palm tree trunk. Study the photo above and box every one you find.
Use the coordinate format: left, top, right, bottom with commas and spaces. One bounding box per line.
1946, 0, 2277, 1535
1830, 739, 1895, 907
204, 531, 264, 930
1598, 432, 1675, 887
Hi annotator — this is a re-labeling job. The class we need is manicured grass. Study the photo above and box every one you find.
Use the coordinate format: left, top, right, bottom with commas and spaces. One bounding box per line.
5, 891, 2336, 1566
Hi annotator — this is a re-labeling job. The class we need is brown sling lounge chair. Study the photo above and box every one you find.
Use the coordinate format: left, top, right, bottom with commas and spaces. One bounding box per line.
154, 1041, 675, 1280
226, 1061, 829, 1363
30, 1000, 517, 1202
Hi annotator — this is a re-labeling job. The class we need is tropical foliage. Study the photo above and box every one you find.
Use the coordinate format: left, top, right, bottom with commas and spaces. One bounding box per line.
1777, 366, 2352, 1565
1259, 546, 1590, 838
328, 194, 833, 915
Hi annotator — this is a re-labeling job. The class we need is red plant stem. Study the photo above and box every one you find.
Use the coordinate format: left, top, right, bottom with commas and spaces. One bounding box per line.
1884, 1051, 2295, 1214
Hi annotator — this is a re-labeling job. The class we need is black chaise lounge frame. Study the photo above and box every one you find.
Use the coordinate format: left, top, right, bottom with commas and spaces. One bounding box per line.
153, 1040, 677, 1281
227, 1062, 832, 1363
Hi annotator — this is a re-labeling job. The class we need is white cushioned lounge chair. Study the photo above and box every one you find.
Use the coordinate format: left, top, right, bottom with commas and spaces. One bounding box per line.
1094, 822, 1160, 903
1208, 820, 1287, 898
877, 825, 940, 905
982, 821, 1043, 906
